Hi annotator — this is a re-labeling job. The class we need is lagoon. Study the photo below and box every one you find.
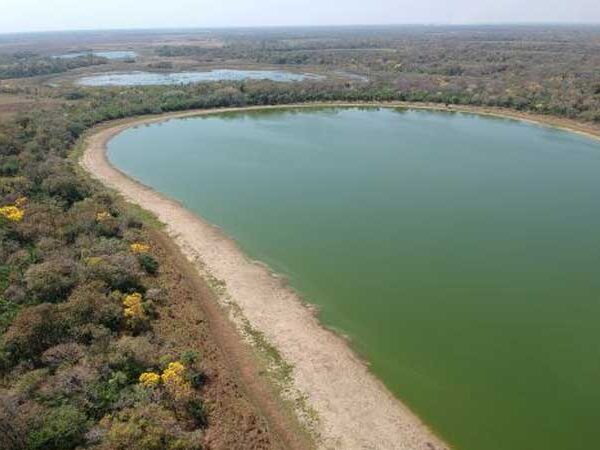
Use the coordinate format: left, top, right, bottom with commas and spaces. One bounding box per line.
77, 69, 323, 86
107, 107, 600, 450
56, 50, 137, 60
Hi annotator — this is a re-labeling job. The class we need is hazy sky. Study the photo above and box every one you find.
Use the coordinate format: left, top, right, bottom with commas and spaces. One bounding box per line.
1, 0, 599, 33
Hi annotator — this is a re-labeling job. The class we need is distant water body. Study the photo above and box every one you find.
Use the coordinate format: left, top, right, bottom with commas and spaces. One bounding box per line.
108, 107, 600, 450
56, 51, 137, 60
77, 70, 324, 86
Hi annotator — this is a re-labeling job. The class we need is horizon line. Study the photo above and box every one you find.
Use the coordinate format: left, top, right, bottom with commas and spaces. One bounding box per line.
2, 21, 600, 36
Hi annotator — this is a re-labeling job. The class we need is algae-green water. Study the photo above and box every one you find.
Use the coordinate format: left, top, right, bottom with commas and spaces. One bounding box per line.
108, 108, 600, 450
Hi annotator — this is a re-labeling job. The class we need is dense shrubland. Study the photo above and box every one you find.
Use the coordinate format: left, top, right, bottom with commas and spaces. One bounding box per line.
0, 93, 214, 449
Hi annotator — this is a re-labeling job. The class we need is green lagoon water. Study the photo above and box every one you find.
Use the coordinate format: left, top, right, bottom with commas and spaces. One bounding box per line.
108, 108, 600, 450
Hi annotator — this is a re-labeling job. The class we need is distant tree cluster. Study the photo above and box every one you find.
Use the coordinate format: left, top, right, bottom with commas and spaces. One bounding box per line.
155, 26, 600, 122
0, 54, 107, 80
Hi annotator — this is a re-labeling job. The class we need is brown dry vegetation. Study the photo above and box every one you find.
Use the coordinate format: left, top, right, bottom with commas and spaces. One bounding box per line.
0, 94, 66, 119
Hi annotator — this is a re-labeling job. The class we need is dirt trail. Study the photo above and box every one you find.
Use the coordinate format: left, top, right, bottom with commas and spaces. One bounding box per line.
81, 102, 599, 449
148, 229, 311, 450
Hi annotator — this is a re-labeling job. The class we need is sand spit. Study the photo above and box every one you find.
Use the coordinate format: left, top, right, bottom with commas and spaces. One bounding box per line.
80, 103, 599, 449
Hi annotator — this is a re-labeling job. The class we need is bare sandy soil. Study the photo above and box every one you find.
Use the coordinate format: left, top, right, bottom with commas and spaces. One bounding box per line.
80, 103, 600, 450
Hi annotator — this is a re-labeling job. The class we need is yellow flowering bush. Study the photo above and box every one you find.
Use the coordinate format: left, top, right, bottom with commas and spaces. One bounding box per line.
161, 362, 185, 381
130, 242, 151, 254
0, 205, 24, 222
139, 372, 160, 388
137, 362, 196, 398
123, 293, 144, 319
161, 361, 192, 399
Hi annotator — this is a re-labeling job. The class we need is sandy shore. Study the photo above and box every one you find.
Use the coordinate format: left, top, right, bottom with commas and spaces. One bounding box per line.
80, 103, 600, 450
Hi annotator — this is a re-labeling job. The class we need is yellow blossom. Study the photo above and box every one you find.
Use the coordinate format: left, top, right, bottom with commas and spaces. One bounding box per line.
0, 205, 24, 222
96, 211, 111, 221
130, 242, 151, 254
161, 361, 192, 399
139, 371, 160, 388
161, 362, 185, 382
123, 293, 144, 318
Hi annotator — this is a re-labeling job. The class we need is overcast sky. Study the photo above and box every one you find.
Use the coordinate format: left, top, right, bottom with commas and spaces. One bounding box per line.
1, 0, 600, 33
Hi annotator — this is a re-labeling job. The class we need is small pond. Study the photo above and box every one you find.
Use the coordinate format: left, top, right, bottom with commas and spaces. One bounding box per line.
56, 50, 137, 60
77, 69, 324, 86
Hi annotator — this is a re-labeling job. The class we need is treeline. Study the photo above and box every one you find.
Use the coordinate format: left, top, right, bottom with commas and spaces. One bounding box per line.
154, 26, 600, 122
62, 78, 600, 122
0, 55, 107, 80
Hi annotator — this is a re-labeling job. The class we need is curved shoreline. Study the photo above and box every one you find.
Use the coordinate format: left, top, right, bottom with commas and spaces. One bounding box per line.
79, 103, 600, 450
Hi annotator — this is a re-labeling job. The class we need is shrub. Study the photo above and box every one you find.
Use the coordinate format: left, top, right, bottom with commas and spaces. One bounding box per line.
2, 303, 64, 361
41, 174, 89, 207
71, 323, 112, 348
0, 394, 28, 450
122, 293, 150, 333
13, 368, 49, 395
24, 258, 78, 303
80, 236, 126, 258
41, 343, 85, 369
16, 203, 62, 242
180, 350, 200, 366
186, 398, 208, 428
6, 248, 33, 272
82, 254, 141, 291
2, 284, 26, 304
138, 253, 159, 275
0, 205, 24, 222
0, 297, 20, 333
0, 176, 31, 197
61, 282, 122, 331
44, 362, 97, 400
123, 293, 144, 319
139, 372, 160, 388
0, 156, 20, 176
27, 404, 88, 450
85, 371, 130, 419
113, 335, 159, 370
100, 404, 200, 450
161, 362, 193, 401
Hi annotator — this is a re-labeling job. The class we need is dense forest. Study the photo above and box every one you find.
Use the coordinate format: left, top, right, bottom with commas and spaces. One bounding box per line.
0, 25, 599, 449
